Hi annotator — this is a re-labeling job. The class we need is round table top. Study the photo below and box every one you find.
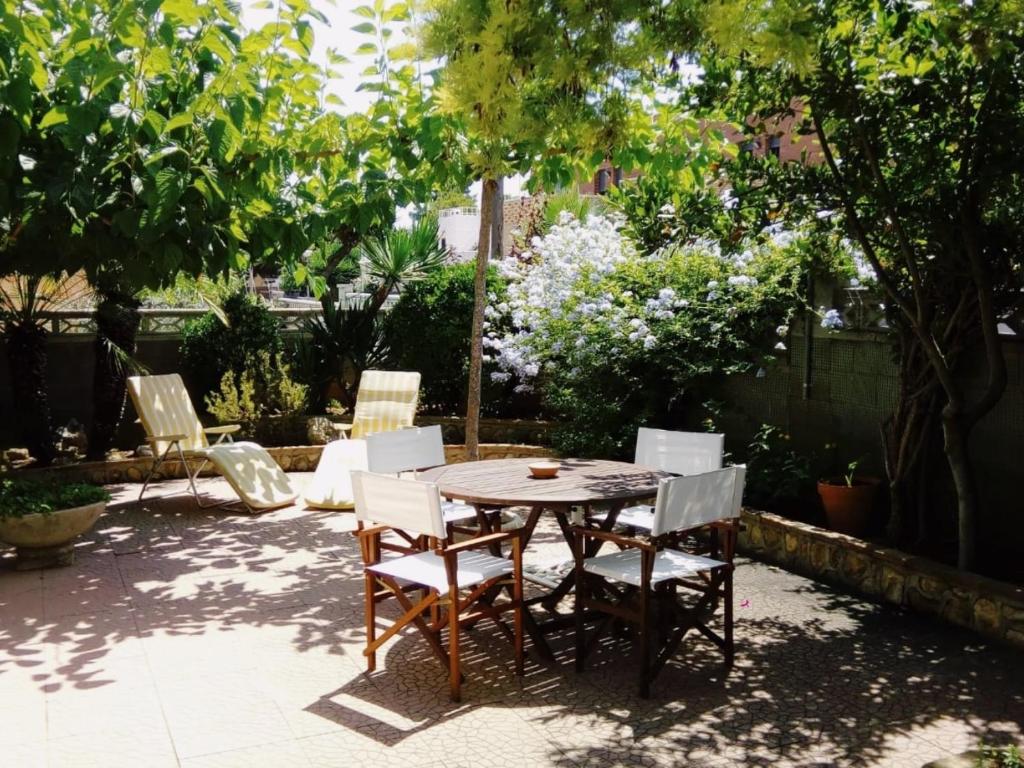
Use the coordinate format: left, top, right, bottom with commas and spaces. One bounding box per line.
420, 458, 668, 507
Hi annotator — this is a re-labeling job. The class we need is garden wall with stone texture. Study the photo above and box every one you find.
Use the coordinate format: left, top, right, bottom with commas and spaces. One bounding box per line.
740, 508, 1024, 651
13, 443, 555, 486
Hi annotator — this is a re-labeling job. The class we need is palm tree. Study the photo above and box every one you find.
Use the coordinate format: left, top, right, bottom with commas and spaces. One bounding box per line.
359, 216, 447, 313
0, 273, 85, 465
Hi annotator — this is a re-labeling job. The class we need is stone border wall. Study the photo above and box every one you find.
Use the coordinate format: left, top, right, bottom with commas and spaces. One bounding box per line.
740, 509, 1024, 650
12, 443, 554, 486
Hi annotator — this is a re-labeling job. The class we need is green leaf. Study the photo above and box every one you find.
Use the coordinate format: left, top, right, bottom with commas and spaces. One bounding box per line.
143, 145, 183, 167
355, 42, 378, 55
352, 5, 376, 18
351, 22, 376, 35
164, 112, 193, 133
39, 106, 69, 129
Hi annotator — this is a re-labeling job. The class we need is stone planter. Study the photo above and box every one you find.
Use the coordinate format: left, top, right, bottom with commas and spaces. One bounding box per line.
0, 501, 106, 570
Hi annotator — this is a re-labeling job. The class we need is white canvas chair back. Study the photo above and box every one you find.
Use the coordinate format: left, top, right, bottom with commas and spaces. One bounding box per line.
128, 374, 208, 455
351, 471, 446, 539
366, 425, 445, 475
350, 370, 421, 439
635, 427, 724, 476
650, 466, 744, 538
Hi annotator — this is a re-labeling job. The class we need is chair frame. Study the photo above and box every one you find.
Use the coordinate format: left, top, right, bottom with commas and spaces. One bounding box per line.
573, 481, 740, 698
138, 425, 243, 509
354, 497, 525, 702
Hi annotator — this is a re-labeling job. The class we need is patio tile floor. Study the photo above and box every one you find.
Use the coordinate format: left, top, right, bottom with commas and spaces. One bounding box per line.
1, 474, 1021, 767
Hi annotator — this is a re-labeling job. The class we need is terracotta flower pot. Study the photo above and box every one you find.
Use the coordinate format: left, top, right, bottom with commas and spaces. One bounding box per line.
817, 477, 879, 537
0, 501, 105, 570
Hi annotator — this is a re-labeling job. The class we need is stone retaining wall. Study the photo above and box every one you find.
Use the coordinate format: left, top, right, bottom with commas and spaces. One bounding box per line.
740, 509, 1024, 650
13, 443, 555, 486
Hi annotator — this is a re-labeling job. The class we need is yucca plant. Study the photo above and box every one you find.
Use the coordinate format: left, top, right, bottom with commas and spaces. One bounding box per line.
359, 216, 447, 312
0, 274, 87, 465
297, 295, 392, 411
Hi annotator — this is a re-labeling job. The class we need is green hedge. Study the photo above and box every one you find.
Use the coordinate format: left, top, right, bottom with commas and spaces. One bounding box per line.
385, 263, 531, 416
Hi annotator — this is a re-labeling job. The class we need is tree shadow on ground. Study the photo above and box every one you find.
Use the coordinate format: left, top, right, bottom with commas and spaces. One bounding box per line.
0, 479, 1021, 767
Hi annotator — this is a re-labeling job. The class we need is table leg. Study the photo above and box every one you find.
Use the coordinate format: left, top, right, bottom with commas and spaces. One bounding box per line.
539, 502, 626, 611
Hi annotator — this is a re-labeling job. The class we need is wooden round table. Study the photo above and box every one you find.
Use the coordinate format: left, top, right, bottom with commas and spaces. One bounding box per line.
421, 458, 670, 646
420, 457, 667, 509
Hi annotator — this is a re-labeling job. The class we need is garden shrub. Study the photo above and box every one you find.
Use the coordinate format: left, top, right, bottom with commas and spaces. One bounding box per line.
180, 291, 284, 403
742, 424, 813, 509
488, 213, 811, 457
386, 263, 529, 416
205, 351, 308, 430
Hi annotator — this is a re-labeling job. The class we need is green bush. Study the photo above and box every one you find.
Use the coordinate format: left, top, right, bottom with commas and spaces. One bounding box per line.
205, 351, 308, 428
385, 263, 524, 415
0, 478, 110, 519
488, 214, 809, 457
742, 425, 813, 508
180, 291, 284, 403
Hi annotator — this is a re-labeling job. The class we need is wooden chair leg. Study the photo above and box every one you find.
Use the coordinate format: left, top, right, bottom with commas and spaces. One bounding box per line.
724, 566, 734, 668
639, 585, 652, 698
574, 568, 586, 672
449, 585, 461, 702
513, 539, 524, 676
365, 572, 377, 672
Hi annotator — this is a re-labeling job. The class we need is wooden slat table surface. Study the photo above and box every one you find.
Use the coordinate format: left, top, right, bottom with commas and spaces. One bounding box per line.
419, 458, 668, 507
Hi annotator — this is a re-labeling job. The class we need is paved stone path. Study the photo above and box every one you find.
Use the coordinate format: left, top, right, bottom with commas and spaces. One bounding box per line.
1, 475, 1021, 767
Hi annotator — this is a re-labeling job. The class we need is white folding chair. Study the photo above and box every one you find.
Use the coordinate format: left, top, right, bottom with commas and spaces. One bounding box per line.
366, 425, 522, 535
574, 466, 745, 697
591, 428, 726, 531
352, 471, 524, 702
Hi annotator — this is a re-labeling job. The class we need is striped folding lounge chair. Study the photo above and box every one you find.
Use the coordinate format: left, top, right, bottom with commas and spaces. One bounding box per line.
303, 370, 421, 510
127, 374, 297, 513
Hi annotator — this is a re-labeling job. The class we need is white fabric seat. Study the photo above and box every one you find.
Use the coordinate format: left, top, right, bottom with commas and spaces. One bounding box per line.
303, 439, 368, 510
583, 548, 726, 587
369, 549, 512, 592
589, 504, 655, 530
575, 465, 747, 698
443, 501, 479, 523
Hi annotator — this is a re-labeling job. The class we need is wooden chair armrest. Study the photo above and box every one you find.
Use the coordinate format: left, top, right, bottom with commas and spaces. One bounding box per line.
204, 424, 241, 435
573, 526, 655, 552
445, 529, 520, 554
145, 433, 188, 444
354, 524, 390, 539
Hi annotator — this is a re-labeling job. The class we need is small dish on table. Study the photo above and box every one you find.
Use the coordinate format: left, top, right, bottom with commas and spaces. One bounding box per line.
528, 461, 561, 479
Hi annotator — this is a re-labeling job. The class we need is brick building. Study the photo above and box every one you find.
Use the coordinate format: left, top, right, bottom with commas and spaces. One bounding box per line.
579, 102, 821, 196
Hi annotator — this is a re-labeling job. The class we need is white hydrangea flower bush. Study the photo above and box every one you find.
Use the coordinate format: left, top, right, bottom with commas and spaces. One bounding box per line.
486, 212, 809, 455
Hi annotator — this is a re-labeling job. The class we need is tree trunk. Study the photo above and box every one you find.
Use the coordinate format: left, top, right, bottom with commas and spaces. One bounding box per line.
4, 321, 58, 465
88, 289, 142, 459
491, 176, 504, 259
465, 178, 496, 461
941, 406, 977, 571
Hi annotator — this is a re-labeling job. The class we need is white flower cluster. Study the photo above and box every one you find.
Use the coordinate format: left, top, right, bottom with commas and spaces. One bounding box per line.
820, 307, 844, 330
487, 213, 802, 387
487, 214, 635, 386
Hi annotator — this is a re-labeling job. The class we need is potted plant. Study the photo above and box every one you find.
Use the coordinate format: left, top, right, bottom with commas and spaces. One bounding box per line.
0, 478, 110, 570
817, 458, 879, 537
